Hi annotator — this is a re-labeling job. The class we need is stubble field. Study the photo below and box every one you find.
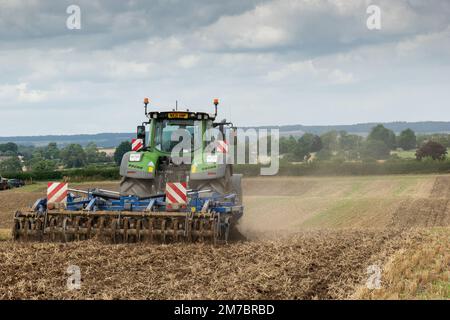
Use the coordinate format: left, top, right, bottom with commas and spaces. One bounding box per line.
0, 175, 448, 299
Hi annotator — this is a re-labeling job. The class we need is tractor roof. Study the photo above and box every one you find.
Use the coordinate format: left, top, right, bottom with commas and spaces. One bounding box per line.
148, 111, 215, 121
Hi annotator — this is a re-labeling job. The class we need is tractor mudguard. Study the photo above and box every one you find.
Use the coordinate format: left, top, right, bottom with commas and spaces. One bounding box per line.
189, 163, 226, 180
120, 151, 156, 180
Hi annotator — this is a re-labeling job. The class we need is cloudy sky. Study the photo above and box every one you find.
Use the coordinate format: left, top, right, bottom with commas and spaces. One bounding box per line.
0, 0, 450, 136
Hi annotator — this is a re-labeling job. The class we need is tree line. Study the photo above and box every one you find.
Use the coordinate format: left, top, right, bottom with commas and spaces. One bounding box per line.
0, 142, 129, 174
279, 125, 448, 162
1, 124, 450, 176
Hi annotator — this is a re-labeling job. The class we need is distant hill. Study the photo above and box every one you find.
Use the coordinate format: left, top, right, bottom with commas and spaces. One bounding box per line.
252, 121, 450, 137
1, 121, 449, 147
0, 133, 135, 148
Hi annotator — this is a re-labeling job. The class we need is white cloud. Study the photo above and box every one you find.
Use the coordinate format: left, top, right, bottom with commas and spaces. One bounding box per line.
265, 60, 355, 85
16, 83, 48, 103
0, 0, 449, 135
266, 61, 317, 81
395, 26, 450, 59
327, 69, 355, 85
0, 84, 18, 101
0, 83, 49, 103
178, 55, 200, 68
176, 0, 450, 53
0, 82, 68, 105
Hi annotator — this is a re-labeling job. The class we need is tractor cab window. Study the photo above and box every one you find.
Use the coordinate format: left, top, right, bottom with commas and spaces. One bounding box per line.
154, 119, 202, 153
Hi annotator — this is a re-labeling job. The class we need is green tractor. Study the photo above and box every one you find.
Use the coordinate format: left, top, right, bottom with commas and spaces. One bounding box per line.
119, 98, 242, 204
12, 98, 244, 244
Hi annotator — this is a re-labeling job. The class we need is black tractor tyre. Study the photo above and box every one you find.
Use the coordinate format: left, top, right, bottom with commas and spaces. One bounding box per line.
119, 177, 155, 198
231, 174, 243, 205
189, 166, 233, 196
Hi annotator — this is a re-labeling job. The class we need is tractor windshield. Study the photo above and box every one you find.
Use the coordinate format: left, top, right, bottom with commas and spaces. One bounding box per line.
154, 119, 202, 153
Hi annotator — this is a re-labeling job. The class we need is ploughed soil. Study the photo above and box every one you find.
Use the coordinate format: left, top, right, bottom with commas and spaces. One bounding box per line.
0, 230, 419, 300
389, 176, 450, 229
0, 192, 42, 229
0, 182, 119, 229
0, 176, 448, 299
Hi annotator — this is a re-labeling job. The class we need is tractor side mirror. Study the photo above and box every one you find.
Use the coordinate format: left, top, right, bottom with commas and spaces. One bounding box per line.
137, 125, 146, 144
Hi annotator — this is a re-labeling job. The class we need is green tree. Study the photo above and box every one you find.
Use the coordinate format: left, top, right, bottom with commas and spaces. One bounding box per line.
293, 134, 322, 161
397, 129, 417, 150
31, 159, 57, 171
315, 148, 333, 161
360, 140, 391, 160
60, 144, 87, 168
416, 141, 447, 161
310, 135, 323, 152
417, 134, 450, 148
114, 141, 132, 165
339, 132, 363, 151
280, 136, 298, 154
336, 132, 362, 160
299, 134, 322, 151
0, 157, 22, 173
85, 142, 99, 163
96, 151, 110, 163
2, 150, 17, 157
368, 124, 396, 149
0, 142, 18, 154
17, 145, 36, 161
320, 131, 339, 152
84, 142, 111, 164
43, 142, 60, 160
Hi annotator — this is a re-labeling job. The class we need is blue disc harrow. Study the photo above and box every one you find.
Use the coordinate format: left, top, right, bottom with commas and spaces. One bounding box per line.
12, 188, 243, 244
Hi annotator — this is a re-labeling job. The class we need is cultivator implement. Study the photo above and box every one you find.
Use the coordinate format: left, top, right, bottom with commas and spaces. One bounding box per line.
13, 187, 243, 244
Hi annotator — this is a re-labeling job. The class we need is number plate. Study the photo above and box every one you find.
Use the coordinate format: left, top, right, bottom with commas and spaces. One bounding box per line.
129, 153, 142, 162
168, 112, 188, 119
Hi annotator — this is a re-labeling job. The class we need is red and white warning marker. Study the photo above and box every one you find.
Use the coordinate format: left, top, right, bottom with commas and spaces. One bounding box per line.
217, 140, 228, 153
165, 182, 187, 205
131, 138, 144, 151
47, 182, 68, 204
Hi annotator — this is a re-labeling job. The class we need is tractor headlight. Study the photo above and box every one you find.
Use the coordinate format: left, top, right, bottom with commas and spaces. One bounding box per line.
147, 161, 155, 173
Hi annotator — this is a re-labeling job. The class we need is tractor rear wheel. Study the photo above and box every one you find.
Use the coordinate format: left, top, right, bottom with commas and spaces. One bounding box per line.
190, 166, 233, 195
120, 177, 155, 198
231, 174, 243, 205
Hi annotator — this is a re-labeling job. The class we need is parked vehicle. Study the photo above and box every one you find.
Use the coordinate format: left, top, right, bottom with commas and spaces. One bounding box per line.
8, 179, 25, 188
0, 177, 10, 191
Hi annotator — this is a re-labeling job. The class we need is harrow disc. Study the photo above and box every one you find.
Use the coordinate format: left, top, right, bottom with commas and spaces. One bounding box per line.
12, 210, 230, 244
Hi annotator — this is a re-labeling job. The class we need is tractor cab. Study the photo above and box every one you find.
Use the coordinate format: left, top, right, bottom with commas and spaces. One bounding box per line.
135, 99, 234, 155
145, 111, 213, 154
119, 99, 239, 198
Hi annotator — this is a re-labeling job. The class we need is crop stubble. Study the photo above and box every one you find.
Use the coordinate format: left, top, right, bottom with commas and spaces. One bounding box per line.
0, 176, 448, 299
